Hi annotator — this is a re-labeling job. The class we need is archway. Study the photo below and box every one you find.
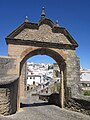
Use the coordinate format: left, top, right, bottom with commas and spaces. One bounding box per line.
5, 8, 80, 114
18, 48, 66, 110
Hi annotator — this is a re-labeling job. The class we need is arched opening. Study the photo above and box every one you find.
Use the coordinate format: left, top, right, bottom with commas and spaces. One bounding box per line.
26, 55, 56, 92
17, 48, 66, 110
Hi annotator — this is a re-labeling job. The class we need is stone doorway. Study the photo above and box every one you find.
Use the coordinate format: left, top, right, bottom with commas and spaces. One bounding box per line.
19, 48, 66, 109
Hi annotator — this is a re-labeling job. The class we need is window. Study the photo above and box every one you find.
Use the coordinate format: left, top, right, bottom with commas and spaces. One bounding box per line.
33, 81, 35, 85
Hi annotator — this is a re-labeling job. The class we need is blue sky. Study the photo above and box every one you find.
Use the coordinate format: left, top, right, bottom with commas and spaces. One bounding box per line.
0, 0, 90, 68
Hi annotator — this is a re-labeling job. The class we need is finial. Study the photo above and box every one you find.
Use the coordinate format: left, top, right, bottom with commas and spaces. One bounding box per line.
56, 20, 59, 27
41, 7, 45, 19
25, 16, 29, 22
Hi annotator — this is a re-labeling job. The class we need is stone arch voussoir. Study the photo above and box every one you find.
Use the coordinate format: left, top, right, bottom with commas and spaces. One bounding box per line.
20, 47, 66, 64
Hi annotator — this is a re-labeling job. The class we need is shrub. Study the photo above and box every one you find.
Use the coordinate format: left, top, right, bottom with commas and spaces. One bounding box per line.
83, 91, 90, 96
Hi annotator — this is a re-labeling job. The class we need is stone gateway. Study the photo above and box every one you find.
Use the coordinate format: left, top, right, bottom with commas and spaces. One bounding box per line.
0, 7, 80, 115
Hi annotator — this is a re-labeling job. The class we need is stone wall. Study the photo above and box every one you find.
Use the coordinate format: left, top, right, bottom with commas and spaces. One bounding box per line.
65, 51, 80, 99
65, 97, 90, 115
0, 57, 17, 77
0, 75, 19, 115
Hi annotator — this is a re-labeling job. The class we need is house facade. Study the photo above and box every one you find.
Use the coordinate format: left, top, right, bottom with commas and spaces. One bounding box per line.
27, 75, 42, 86
80, 68, 90, 91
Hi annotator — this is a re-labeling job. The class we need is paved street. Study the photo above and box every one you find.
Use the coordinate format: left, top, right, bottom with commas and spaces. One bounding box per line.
0, 92, 90, 120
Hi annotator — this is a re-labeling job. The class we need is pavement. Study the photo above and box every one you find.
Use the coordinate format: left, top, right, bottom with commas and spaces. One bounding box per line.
0, 92, 90, 120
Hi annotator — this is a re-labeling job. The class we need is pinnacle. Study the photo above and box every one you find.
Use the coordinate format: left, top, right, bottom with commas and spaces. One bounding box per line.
25, 16, 29, 22
41, 7, 45, 19
56, 20, 59, 27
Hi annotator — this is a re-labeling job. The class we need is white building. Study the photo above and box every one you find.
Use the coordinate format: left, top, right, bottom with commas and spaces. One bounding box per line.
27, 62, 54, 90
27, 75, 42, 86
27, 62, 53, 77
80, 68, 90, 91
80, 68, 90, 81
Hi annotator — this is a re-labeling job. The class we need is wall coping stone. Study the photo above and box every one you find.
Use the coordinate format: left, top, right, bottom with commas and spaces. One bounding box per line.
0, 75, 19, 85
0, 56, 16, 59
72, 95, 90, 101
